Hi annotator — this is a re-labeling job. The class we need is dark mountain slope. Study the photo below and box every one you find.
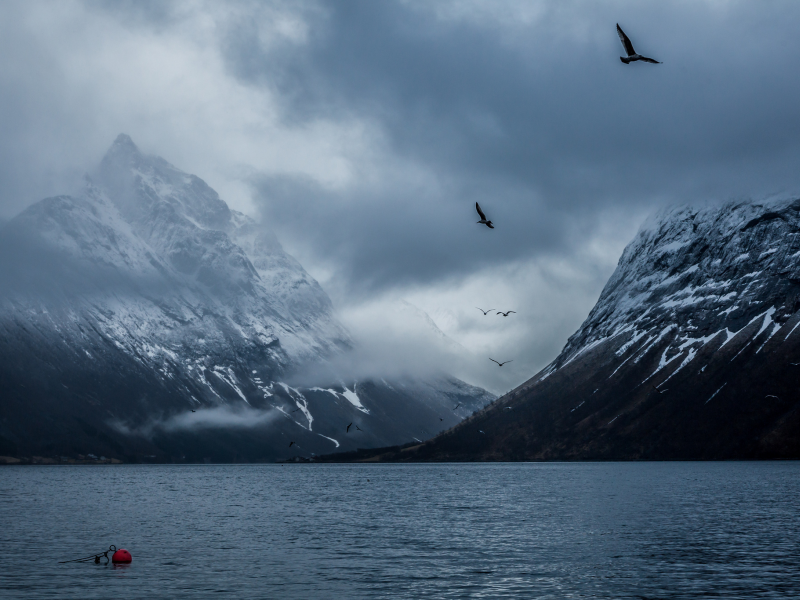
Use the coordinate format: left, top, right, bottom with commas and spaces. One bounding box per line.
391, 199, 800, 461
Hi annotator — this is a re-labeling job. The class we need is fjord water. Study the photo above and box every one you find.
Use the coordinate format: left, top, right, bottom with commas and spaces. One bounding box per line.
1, 463, 798, 599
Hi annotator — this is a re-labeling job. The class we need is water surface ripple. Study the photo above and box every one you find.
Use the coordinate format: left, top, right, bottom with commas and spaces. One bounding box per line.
1, 462, 798, 599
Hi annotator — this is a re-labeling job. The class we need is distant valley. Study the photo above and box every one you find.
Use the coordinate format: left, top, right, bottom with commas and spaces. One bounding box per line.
341, 199, 800, 461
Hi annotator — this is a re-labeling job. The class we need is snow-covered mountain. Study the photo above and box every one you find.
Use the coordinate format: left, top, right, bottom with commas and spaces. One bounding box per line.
543, 200, 800, 382
397, 198, 800, 461
0, 135, 493, 462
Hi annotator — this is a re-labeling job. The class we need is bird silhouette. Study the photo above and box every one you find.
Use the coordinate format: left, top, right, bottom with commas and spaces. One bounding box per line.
191, 409, 196, 413
440, 418, 443, 421
476, 202, 494, 228
346, 422, 353, 433
476, 307, 495, 315
489, 358, 513, 367
291, 407, 301, 413
453, 403, 461, 411
289, 441, 295, 448
651, 384, 668, 394
617, 24, 661, 64
497, 311, 516, 317
356, 425, 363, 431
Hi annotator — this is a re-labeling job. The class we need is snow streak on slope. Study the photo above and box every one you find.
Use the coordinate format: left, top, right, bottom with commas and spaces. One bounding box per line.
530, 198, 800, 386
340, 385, 369, 414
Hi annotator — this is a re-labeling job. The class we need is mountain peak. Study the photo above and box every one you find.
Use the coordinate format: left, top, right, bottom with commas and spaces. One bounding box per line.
0, 137, 494, 461
98, 134, 144, 176
112, 133, 138, 151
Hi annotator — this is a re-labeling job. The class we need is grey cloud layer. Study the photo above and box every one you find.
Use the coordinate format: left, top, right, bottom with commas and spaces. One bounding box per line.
220, 0, 800, 295
3, 1, 800, 392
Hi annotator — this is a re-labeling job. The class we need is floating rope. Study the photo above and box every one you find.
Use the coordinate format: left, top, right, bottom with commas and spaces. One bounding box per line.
59, 545, 117, 565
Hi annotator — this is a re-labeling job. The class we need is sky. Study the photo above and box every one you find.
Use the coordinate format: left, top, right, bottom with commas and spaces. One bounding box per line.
2, 0, 800, 393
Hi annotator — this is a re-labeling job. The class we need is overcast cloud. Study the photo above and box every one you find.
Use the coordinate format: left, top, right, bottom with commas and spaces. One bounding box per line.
2, 1, 800, 392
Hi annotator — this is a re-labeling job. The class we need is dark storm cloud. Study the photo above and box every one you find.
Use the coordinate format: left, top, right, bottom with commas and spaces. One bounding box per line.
2, 1, 800, 391
213, 0, 800, 296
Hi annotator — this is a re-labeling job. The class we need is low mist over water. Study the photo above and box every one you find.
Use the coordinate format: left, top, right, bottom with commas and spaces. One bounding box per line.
2, 462, 798, 599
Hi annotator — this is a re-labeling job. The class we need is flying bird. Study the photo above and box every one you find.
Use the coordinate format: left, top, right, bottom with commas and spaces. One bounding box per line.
617, 24, 661, 64
289, 441, 295, 448
291, 407, 301, 413
356, 425, 363, 431
497, 311, 516, 317
479, 430, 486, 435
453, 403, 461, 411
346, 422, 353, 433
476, 202, 494, 228
440, 418, 443, 421
791, 363, 800, 366
191, 409, 196, 413
766, 395, 779, 399
476, 307, 495, 315
652, 385, 668, 394
489, 358, 513, 367
504, 407, 513, 410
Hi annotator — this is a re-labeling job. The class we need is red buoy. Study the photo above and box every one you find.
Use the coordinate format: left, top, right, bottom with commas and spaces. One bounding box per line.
111, 549, 132, 564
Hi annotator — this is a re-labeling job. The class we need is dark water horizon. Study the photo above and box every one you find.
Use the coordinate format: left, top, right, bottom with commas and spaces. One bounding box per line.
1, 462, 798, 599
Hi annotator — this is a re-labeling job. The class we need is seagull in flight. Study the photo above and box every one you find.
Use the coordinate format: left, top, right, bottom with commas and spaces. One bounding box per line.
497, 311, 516, 317
355, 425, 363, 431
489, 358, 513, 367
617, 24, 661, 64
289, 441, 295, 448
346, 422, 353, 433
651, 384, 668, 394
476, 202, 494, 228
476, 307, 495, 315
479, 430, 486, 435
453, 403, 461, 411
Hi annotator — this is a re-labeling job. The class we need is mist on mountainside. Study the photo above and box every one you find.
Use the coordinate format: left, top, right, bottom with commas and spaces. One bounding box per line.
0, 134, 494, 462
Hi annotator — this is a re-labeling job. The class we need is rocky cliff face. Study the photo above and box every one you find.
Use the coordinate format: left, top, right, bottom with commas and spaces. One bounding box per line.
0, 135, 493, 462
398, 198, 800, 461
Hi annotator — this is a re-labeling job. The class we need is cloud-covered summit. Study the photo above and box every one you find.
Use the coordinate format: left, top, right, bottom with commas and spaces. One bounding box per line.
2, 1, 800, 391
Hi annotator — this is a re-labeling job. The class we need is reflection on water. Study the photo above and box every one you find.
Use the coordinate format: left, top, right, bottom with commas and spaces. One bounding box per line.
1, 462, 798, 599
